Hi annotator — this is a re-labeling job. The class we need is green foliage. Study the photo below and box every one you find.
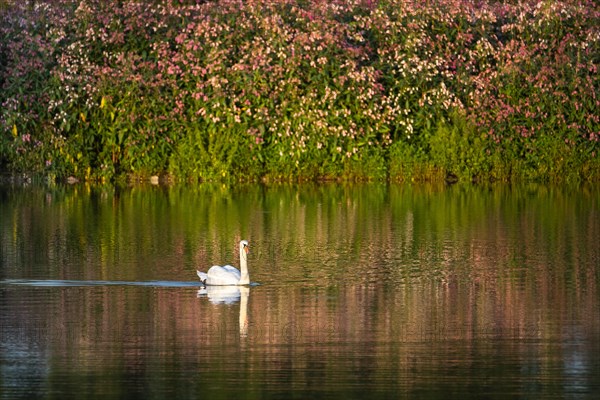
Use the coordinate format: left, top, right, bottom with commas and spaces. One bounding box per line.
428, 112, 491, 182
169, 123, 262, 182
1, 0, 598, 183
388, 140, 442, 182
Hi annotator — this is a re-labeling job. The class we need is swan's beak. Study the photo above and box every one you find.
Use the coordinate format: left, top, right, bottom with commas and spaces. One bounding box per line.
244, 246, 249, 254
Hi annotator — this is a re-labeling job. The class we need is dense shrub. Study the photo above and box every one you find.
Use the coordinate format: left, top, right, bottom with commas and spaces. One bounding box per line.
1, 0, 598, 182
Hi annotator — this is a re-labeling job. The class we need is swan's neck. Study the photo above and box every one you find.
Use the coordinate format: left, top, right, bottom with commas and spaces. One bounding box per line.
239, 247, 249, 285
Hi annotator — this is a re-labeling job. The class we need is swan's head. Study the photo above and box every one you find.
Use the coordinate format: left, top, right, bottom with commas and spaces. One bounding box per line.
240, 240, 249, 255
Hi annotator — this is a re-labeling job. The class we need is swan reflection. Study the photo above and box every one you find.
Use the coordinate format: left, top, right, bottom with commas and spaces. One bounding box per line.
197, 285, 247, 304
197, 286, 249, 337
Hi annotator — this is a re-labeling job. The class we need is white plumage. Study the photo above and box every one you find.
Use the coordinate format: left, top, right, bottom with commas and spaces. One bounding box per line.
197, 240, 250, 285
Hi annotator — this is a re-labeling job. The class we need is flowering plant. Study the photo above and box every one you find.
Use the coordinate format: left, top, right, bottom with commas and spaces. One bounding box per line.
1, 0, 598, 182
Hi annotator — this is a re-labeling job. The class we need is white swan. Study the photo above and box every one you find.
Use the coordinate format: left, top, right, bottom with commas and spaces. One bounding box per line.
197, 240, 250, 285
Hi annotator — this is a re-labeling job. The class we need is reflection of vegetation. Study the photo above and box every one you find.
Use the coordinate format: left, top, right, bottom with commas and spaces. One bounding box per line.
1, 183, 598, 395
1, 183, 598, 286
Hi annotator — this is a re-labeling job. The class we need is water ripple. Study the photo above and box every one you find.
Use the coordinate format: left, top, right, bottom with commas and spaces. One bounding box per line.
1, 279, 202, 288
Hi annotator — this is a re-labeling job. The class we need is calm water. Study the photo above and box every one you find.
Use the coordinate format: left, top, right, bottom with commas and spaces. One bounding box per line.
1, 182, 599, 399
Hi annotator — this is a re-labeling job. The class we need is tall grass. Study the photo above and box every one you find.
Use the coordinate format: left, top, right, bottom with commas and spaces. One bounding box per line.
1, 0, 598, 182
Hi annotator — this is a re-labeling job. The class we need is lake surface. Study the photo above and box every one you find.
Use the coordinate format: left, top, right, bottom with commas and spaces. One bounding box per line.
1, 182, 599, 399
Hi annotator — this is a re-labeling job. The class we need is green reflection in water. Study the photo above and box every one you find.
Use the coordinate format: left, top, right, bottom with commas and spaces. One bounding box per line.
1, 183, 599, 399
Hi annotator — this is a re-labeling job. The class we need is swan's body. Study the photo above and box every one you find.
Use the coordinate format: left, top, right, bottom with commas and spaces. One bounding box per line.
197, 240, 249, 285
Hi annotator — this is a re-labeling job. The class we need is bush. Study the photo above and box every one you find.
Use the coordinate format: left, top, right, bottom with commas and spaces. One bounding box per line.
1, 0, 598, 182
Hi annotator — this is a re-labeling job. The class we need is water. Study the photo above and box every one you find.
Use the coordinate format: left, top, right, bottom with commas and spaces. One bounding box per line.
1, 183, 599, 399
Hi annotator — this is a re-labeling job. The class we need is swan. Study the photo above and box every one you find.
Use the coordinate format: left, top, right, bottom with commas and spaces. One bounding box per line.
197, 240, 249, 285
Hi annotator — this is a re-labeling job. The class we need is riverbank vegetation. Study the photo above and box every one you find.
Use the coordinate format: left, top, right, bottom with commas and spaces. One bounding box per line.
1, 0, 598, 183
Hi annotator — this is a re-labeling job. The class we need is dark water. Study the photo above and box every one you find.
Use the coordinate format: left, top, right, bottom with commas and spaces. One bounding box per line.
1, 183, 599, 399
